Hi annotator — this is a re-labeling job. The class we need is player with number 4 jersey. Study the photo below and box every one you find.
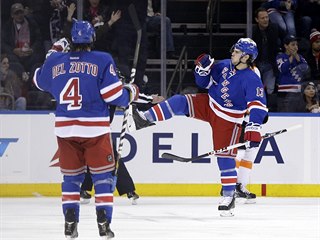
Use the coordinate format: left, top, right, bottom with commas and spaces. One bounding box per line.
33, 20, 139, 239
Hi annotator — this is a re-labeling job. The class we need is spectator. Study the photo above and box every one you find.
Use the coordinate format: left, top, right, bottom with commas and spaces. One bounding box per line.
305, 30, 320, 82
294, 81, 320, 112
276, 35, 309, 112
37, 0, 69, 53
262, 0, 297, 42
146, 0, 177, 58
1, 3, 44, 90
61, 0, 77, 40
84, 0, 121, 52
84, 0, 108, 28
0, 54, 27, 110
252, 7, 280, 110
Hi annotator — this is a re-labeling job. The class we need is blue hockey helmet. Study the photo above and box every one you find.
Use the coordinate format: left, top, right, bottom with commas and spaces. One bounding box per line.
234, 38, 258, 62
71, 20, 95, 44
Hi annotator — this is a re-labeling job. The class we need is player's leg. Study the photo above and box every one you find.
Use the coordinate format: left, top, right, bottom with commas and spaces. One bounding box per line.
58, 137, 87, 239
85, 133, 115, 239
62, 174, 85, 239
217, 157, 237, 217
91, 172, 115, 239
236, 147, 258, 203
112, 142, 139, 205
234, 122, 257, 203
129, 94, 191, 130
210, 117, 241, 217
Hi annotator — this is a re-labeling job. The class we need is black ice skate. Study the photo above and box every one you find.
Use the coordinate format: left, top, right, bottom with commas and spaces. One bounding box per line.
64, 208, 78, 239
80, 190, 91, 204
97, 209, 115, 239
127, 191, 139, 205
235, 183, 256, 204
218, 195, 235, 217
127, 105, 155, 132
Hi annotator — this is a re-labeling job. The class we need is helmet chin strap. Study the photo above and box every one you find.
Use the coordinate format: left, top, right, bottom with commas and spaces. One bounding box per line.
234, 56, 247, 70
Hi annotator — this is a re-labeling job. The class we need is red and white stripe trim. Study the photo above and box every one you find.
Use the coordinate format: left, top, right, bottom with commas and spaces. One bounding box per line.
278, 84, 301, 93
55, 116, 110, 137
89, 163, 116, 174
221, 175, 237, 186
62, 191, 80, 204
95, 193, 113, 206
186, 95, 195, 117
100, 81, 123, 102
151, 104, 165, 121
247, 100, 268, 112
209, 96, 246, 124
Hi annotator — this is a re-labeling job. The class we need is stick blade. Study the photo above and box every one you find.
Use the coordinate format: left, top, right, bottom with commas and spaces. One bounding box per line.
286, 124, 303, 132
161, 153, 190, 162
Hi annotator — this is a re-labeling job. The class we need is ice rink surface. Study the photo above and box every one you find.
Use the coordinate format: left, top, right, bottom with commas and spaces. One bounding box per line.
1, 196, 319, 240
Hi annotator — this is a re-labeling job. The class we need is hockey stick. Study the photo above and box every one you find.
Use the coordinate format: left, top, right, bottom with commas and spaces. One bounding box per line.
128, 3, 142, 84
161, 124, 302, 162
112, 4, 142, 191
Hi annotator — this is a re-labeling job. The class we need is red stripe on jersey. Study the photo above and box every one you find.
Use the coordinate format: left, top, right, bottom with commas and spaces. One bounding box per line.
247, 101, 265, 109
221, 178, 237, 184
212, 102, 244, 119
95, 195, 113, 204
62, 194, 80, 202
102, 85, 123, 100
278, 85, 300, 90
153, 105, 164, 121
90, 165, 115, 174
55, 120, 110, 127
61, 168, 86, 176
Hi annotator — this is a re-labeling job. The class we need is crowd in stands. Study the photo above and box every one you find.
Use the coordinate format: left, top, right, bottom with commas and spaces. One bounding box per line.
0, 0, 320, 113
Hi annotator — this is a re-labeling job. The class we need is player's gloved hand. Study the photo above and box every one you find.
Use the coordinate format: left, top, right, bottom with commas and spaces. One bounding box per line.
116, 68, 128, 83
46, 38, 70, 59
244, 122, 262, 148
124, 83, 139, 103
194, 53, 215, 76
130, 68, 136, 83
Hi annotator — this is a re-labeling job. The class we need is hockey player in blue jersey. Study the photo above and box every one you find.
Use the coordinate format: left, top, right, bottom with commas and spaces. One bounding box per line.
130, 38, 268, 216
33, 20, 139, 239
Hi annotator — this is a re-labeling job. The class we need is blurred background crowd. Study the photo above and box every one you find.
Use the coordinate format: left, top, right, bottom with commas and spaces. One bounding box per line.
0, 0, 319, 113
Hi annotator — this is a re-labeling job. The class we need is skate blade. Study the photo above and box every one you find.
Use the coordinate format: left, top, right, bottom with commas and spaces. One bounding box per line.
80, 198, 90, 204
100, 234, 115, 239
235, 198, 247, 204
65, 236, 77, 239
131, 198, 138, 205
245, 198, 256, 204
219, 209, 234, 217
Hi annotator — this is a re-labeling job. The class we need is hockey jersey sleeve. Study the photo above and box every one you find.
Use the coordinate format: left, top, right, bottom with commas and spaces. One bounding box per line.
33, 57, 54, 92
244, 72, 268, 124
99, 54, 130, 107
194, 60, 225, 89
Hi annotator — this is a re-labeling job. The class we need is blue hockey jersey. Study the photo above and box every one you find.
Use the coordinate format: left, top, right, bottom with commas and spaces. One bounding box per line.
194, 59, 268, 125
276, 52, 308, 92
33, 51, 130, 137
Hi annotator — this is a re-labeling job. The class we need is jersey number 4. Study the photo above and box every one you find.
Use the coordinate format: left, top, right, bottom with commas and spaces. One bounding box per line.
60, 78, 82, 110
